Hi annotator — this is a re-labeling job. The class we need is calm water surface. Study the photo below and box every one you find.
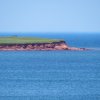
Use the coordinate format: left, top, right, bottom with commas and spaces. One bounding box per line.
0, 34, 100, 100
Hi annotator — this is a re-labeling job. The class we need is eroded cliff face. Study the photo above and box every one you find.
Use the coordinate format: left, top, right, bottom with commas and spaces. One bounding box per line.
0, 41, 69, 50
0, 40, 87, 51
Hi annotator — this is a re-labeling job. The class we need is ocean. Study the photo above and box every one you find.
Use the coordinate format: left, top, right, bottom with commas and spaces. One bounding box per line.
0, 33, 100, 100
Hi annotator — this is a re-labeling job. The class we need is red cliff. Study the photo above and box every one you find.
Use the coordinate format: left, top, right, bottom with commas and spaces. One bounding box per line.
0, 40, 87, 51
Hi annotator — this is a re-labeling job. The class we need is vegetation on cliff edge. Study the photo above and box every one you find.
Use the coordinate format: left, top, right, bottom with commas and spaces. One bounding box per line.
0, 36, 63, 44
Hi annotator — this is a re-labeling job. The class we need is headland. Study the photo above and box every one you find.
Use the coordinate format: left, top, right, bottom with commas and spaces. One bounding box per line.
0, 36, 87, 51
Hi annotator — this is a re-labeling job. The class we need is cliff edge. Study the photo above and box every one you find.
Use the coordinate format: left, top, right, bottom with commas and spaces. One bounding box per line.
0, 41, 87, 51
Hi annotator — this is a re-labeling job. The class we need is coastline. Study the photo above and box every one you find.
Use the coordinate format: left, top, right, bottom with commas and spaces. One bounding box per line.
0, 40, 87, 51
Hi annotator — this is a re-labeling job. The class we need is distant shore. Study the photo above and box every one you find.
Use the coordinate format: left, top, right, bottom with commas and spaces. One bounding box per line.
0, 42, 87, 51
0, 36, 87, 51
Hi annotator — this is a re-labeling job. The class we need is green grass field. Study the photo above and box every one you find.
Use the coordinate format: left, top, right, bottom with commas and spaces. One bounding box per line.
0, 36, 62, 44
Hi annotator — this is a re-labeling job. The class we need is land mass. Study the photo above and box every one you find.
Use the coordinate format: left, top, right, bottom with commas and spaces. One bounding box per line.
0, 36, 87, 51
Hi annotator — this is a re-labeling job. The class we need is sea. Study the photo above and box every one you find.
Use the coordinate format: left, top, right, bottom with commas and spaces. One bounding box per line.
0, 33, 100, 100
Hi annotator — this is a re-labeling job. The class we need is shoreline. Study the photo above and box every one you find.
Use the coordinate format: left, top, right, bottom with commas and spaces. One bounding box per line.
0, 41, 88, 51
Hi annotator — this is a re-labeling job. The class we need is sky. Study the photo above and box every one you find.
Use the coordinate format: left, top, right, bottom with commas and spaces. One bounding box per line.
0, 0, 100, 33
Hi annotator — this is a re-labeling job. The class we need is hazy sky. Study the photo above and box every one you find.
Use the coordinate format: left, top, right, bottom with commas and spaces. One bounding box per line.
0, 0, 100, 33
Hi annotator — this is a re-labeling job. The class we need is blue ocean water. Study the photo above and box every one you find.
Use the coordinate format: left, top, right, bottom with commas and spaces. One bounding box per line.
0, 33, 100, 100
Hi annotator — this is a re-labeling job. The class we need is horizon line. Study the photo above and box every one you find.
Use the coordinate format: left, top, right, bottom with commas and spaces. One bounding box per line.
0, 32, 100, 34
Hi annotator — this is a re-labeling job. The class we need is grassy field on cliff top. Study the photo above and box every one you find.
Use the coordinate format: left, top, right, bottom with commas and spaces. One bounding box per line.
0, 36, 62, 44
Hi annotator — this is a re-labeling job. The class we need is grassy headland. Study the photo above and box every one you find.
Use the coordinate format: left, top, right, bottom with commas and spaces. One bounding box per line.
0, 36, 63, 44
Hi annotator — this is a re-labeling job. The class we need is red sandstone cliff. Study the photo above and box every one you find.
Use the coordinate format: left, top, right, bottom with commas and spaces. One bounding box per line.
0, 41, 87, 51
